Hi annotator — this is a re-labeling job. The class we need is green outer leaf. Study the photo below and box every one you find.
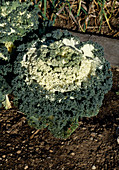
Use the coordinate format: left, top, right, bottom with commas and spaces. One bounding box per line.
116, 92, 119, 95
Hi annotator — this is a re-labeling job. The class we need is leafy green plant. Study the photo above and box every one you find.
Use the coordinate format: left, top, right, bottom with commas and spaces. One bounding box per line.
11, 29, 112, 139
116, 92, 119, 95
0, 0, 52, 109
0, 43, 12, 108
0, 75, 12, 108
0, 0, 113, 139
0, 1, 39, 45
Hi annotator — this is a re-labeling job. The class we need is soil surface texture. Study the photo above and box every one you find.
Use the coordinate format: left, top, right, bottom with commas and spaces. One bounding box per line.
0, 66, 119, 170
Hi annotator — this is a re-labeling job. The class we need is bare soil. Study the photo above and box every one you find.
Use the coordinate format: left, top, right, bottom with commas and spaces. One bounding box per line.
0, 66, 119, 170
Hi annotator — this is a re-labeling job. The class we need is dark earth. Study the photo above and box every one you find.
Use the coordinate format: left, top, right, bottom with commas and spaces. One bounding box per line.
0, 66, 119, 169
0, 2, 119, 168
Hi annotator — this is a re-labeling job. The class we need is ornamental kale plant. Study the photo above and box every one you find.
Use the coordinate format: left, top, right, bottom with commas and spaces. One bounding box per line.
0, 0, 52, 56
0, 0, 52, 109
0, 0, 39, 108
0, 43, 12, 107
0, 1, 39, 45
11, 29, 113, 139
0, 1, 113, 139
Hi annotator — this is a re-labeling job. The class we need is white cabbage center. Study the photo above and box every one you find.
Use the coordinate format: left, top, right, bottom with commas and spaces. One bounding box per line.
21, 41, 101, 93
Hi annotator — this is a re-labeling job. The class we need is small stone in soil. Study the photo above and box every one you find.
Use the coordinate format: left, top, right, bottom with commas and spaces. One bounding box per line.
90, 137, 93, 140
92, 165, 96, 169
70, 152, 75, 156
24, 165, 28, 169
91, 133, 97, 137
117, 137, 119, 144
17, 150, 21, 154
2, 155, 6, 158
49, 150, 53, 153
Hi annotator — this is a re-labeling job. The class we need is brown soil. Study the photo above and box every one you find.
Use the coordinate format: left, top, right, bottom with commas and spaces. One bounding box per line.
0, 66, 119, 170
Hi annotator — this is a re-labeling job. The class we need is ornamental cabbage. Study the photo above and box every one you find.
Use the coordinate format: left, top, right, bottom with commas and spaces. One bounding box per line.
0, 1, 39, 45
11, 29, 113, 139
0, 0, 52, 109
